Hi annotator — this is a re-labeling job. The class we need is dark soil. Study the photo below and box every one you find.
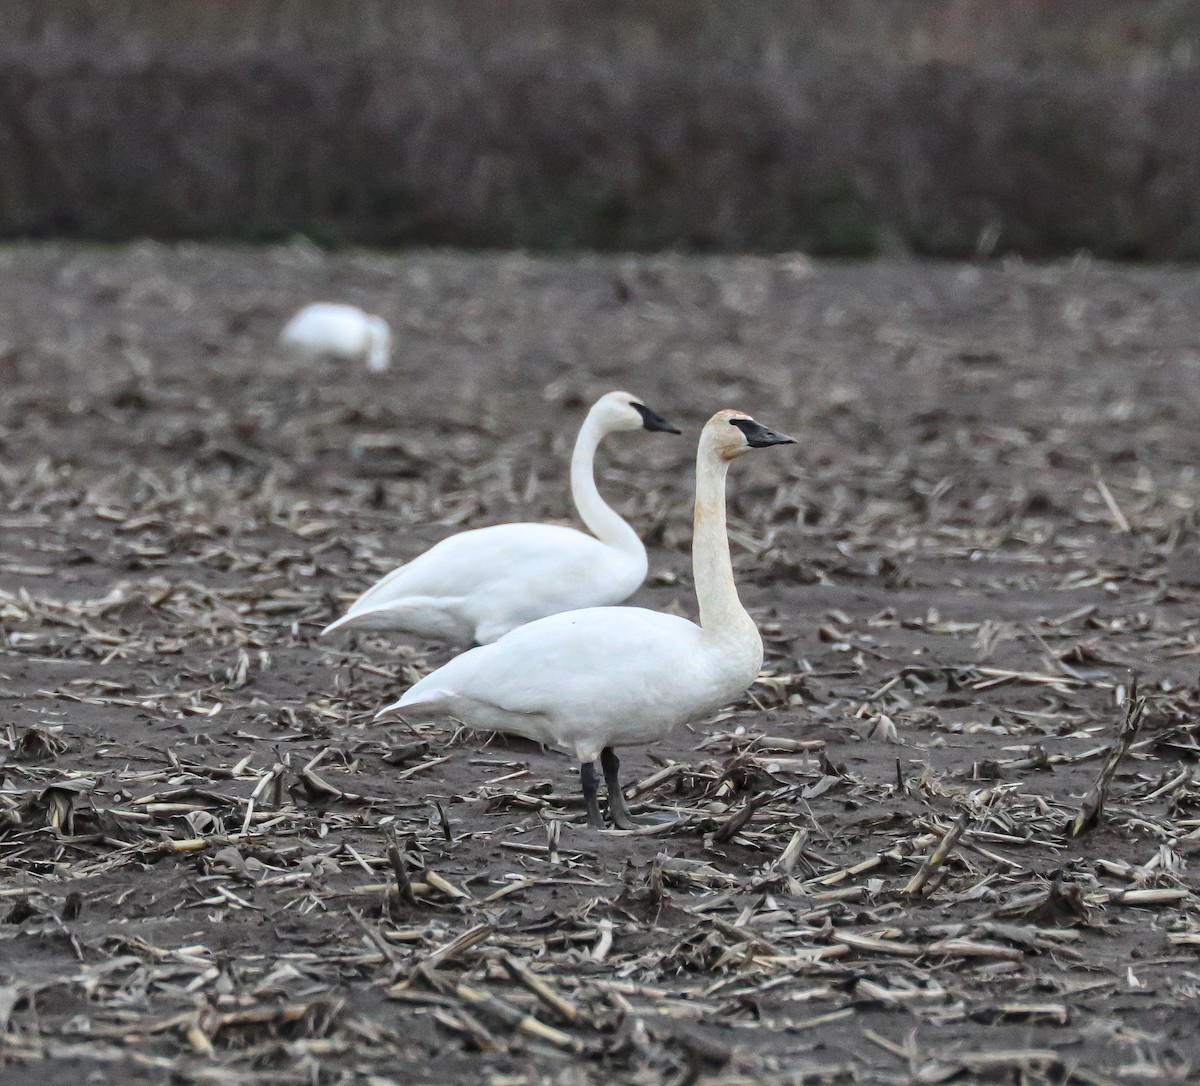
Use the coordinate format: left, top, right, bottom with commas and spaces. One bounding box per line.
1, 243, 1198, 1084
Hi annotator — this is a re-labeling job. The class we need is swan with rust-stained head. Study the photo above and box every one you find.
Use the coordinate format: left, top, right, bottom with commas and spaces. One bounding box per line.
322, 391, 680, 646
375, 409, 795, 829
280, 303, 391, 372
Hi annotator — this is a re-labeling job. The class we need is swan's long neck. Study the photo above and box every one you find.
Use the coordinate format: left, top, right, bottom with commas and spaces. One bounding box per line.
693, 445, 758, 642
570, 412, 644, 558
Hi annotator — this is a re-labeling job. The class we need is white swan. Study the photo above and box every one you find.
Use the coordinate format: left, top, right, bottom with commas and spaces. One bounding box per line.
375, 409, 796, 828
280, 303, 391, 372
322, 391, 680, 646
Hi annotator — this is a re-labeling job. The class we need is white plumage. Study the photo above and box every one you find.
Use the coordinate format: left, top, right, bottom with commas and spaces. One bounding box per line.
376, 409, 796, 828
322, 391, 680, 645
279, 303, 391, 372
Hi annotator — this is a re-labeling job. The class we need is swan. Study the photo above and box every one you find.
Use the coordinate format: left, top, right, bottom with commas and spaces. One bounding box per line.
280, 303, 391, 372
321, 391, 680, 646
374, 409, 796, 829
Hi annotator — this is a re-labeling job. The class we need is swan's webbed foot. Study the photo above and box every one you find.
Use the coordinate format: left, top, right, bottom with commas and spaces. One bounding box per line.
580, 761, 605, 829
601, 747, 676, 829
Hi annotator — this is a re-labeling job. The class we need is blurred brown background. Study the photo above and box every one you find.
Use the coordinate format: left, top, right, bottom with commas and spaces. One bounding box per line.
3, 0, 1200, 256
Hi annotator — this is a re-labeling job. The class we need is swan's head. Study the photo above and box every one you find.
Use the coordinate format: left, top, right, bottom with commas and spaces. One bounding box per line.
592, 391, 681, 435
705, 410, 796, 461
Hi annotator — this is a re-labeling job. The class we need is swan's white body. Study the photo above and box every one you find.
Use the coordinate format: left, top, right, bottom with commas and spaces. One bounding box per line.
326, 522, 646, 646
393, 606, 760, 762
322, 392, 677, 645
379, 410, 793, 765
280, 303, 391, 372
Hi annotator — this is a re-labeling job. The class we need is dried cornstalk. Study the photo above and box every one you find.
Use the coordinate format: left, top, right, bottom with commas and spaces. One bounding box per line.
904, 813, 971, 896
1070, 683, 1145, 837
454, 983, 582, 1052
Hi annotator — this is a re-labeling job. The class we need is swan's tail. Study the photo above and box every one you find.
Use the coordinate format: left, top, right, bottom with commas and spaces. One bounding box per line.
319, 612, 353, 637
319, 605, 397, 637
374, 698, 405, 721
374, 688, 447, 722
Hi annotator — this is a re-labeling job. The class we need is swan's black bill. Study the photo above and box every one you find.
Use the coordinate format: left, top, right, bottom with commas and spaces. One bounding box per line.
633, 402, 682, 434
730, 417, 797, 448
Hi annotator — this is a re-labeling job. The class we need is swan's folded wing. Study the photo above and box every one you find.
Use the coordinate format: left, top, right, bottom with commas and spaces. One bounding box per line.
350, 522, 607, 609
403, 606, 701, 716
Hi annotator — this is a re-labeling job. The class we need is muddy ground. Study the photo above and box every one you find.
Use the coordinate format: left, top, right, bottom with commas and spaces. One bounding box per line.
1, 244, 1198, 1085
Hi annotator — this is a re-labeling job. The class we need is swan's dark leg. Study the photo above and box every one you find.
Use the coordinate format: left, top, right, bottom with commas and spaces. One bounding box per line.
580, 761, 605, 829
601, 747, 673, 829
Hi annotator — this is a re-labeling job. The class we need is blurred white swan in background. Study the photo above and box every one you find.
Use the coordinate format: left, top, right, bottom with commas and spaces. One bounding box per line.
322, 391, 680, 646
280, 303, 391, 372
376, 409, 796, 829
